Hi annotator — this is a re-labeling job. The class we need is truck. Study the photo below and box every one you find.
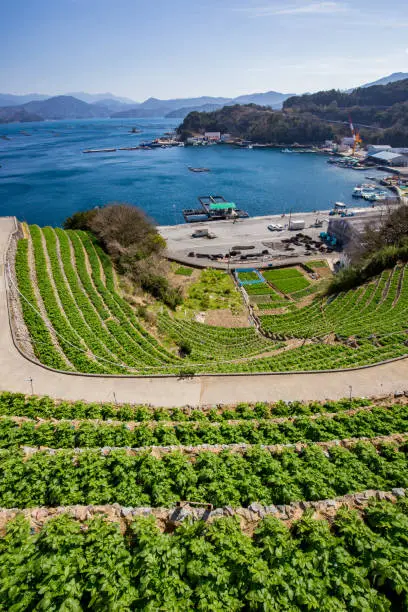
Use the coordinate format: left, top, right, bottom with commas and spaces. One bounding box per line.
288, 219, 305, 231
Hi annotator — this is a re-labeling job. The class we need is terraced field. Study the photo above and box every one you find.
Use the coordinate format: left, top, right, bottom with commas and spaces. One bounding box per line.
1, 390, 408, 609
13, 225, 408, 374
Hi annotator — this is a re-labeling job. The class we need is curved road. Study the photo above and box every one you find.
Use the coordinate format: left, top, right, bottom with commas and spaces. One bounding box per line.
1, 217, 407, 406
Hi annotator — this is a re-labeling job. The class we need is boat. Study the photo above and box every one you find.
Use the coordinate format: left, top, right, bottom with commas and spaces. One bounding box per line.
352, 187, 363, 197
188, 167, 210, 173
362, 192, 377, 202
282, 148, 294, 153
334, 201, 347, 209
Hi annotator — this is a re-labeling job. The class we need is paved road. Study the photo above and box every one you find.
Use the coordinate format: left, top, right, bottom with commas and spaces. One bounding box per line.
1, 217, 407, 406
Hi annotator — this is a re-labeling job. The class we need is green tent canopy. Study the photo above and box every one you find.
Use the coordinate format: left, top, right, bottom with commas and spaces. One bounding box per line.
209, 202, 236, 211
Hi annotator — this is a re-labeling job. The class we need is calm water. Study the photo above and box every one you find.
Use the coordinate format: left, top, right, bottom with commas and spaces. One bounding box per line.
0, 118, 384, 227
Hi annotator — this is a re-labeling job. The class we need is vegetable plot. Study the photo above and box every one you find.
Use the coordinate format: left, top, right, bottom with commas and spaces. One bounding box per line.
14, 225, 408, 374
0, 404, 407, 449
0, 499, 407, 610
1, 441, 408, 508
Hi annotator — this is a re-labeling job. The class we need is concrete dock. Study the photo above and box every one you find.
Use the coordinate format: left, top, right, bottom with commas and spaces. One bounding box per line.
159, 207, 386, 269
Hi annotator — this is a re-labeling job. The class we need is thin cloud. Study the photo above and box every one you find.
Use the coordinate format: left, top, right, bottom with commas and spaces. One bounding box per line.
243, 2, 349, 17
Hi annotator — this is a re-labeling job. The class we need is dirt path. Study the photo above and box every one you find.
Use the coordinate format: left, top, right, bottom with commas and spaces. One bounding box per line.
1, 217, 408, 407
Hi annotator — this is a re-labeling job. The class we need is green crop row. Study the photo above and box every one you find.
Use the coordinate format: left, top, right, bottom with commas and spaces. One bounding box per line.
1, 499, 407, 610
0, 440, 407, 508
29, 226, 104, 373
0, 392, 371, 422
42, 227, 125, 373
14, 240, 68, 370
0, 404, 407, 449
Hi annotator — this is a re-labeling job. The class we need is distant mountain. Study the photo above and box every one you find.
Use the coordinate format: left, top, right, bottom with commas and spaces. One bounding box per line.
23, 96, 110, 119
113, 91, 294, 118
346, 73, 408, 93
231, 90, 294, 108
361, 72, 408, 88
0, 93, 50, 107
67, 92, 137, 105
111, 105, 171, 118
0, 91, 138, 109
0, 89, 296, 123
91, 98, 138, 112
0, 107, 43, 124
165, 103, 223, 119
0, 96, 110, 123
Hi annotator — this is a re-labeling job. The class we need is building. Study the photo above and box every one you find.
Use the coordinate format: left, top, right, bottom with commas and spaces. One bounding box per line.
367, 150, 408, 167
341, 137, 355, 147
366, 144, 392, 155
204, 131, 221, 141
328, 212, 385, 248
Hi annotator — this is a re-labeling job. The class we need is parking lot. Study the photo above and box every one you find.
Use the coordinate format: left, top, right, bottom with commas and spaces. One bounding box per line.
159, 211, 333, 268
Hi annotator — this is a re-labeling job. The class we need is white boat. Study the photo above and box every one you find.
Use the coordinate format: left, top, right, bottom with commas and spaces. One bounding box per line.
334, 201, 347, 209
352, 187, 363, 197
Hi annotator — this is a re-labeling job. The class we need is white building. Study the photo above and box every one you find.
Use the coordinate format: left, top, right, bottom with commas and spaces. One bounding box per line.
366, 144, 392, 155
204, 131, 221, 141
341, 137, 355, 147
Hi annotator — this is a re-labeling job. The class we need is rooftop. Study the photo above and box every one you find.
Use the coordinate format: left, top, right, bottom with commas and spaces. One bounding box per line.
369, 151, 406, 161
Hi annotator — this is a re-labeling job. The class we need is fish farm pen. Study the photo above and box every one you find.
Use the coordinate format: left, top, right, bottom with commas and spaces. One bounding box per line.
182, 195, 249, 222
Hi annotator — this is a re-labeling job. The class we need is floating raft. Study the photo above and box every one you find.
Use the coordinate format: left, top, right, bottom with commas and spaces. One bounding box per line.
183, 195, 249, 223
83, 148, 117, 153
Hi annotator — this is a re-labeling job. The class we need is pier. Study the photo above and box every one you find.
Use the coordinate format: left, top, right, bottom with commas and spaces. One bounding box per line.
182, 195, 249, 223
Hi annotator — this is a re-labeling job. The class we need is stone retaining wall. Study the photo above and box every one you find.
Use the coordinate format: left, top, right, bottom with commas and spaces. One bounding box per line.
0, 488, 404, 536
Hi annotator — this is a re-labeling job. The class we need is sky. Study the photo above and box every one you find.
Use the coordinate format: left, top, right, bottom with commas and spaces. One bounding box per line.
1, 0, 408, 100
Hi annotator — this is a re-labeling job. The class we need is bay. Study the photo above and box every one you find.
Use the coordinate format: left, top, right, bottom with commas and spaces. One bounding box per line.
0, 117, 383, 227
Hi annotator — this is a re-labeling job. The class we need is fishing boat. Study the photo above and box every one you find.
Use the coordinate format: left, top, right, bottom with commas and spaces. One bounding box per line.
362, 192, 377, 202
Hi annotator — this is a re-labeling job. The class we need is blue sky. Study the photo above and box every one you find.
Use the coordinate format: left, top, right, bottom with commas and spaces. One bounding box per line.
2, 0, 408, 100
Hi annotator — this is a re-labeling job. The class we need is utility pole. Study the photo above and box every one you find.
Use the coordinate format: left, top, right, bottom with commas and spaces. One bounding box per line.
349, 384, 352, 404
25, 377, 34, 395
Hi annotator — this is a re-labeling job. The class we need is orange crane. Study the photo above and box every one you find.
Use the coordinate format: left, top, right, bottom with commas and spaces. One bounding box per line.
349, 115, 362, 155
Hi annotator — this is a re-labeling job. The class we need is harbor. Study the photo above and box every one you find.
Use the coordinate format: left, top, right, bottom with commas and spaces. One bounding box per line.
160, 203, 399, 269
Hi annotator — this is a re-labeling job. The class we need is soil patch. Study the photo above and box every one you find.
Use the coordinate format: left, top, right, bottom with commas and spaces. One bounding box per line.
205, 309, 251, 328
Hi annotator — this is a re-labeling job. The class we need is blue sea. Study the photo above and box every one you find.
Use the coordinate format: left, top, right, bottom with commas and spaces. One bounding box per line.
0, 117, 385, 227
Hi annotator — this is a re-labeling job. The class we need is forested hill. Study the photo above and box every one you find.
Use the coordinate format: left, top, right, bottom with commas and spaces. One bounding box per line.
282, 79, 408, 147
178, 104, 335, 145
284, 78, 408, 110
179, 78, 408, 147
